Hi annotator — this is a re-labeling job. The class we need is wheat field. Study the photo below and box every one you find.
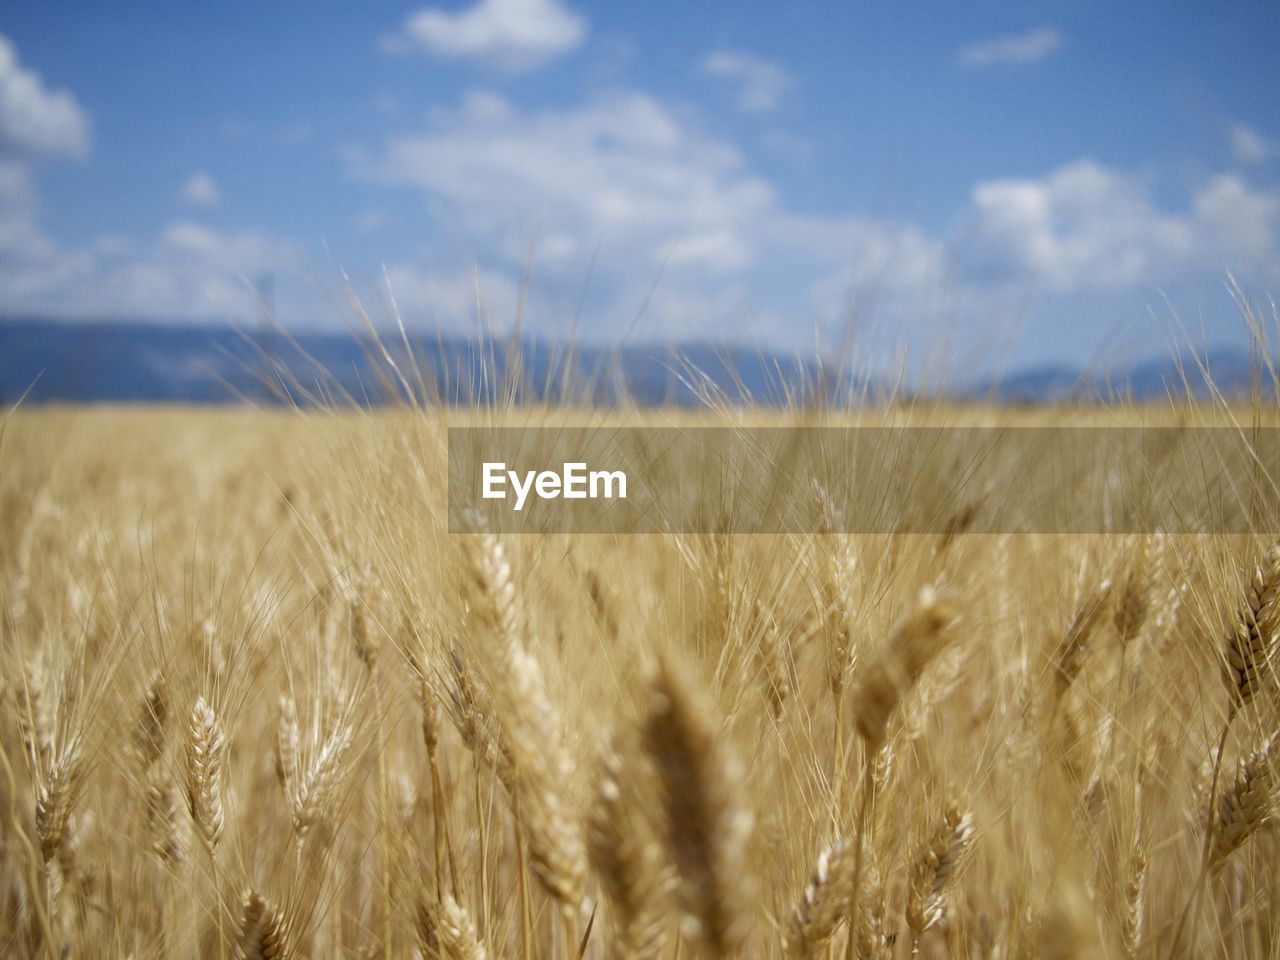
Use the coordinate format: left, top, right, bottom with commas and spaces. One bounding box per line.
2, 401, 1280, 959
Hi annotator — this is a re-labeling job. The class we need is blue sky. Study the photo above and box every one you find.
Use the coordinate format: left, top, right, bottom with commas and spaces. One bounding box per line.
1, 0, 1278, 371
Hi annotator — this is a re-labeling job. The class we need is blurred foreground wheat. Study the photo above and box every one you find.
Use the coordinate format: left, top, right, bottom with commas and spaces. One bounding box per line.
2, 405, 1279, 958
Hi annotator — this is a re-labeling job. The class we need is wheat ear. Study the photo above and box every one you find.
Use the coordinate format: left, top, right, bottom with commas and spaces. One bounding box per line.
854, 853, 892, 960
185, 696, 225, 854
15, 660, 52, 769
588, 740, 668, 960
1113, 544, 1153, 646
1210, 734, 1277, 868
133, 673, 168, 770
906, 802, 975, 954
413, 660, 461, 898
236, 888, 290, 960
1054, 579, 1113, 697
1121, 846, 1147, 957
35, 738, 82, 864
144, 775, 185, 865
845, 588, 955, 960
292, 721, 354, 839
418, 893, 488, 960
1173, 542, 1280, 952
643, 655, 752, 956
786, 837, 854, 955
852, 586, 956, 749
1225, 541, 1280, 716
462, 517, 586, 911
274, 695, 299, 805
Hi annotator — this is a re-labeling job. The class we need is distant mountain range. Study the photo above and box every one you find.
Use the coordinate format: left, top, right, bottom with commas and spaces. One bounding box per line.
0, 317, 1265, 407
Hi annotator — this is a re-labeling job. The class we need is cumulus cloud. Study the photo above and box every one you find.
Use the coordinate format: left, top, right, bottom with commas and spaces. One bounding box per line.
381, 260, 522, 327
1192, 174, 1280, 271
0, 36, 305, 324
354, 210, 393, 235
82, 221, 302, 317
385, 0, 586, 71
355, 90, 948, 339
0, 34, 90, 160
1229, 123, 1272, 164
0, 161, 93, 302
362, 91, 776, 275
360, 91, 946, 284
956, 160, 1280, 292
0, 192, 303, 320
958, 26, 1062, 67
0, 41, 95, 308
360, 91, 1267, 340
701, 51, 793, 113
179, 172, 220, 207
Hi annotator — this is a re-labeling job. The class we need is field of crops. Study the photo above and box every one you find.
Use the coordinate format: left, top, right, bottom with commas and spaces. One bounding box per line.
2, 404, 1279, 958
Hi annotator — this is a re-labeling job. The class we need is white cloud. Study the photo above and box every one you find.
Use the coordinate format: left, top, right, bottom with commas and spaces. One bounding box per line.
386, 0, 586, 72
701, 51, 793, 113
0, 33, 90, 159
0, 159, 30, 207
381, 261, 522, 330
0, 190, 303, 320
960, 161, 1190, 290
79, 222, 303, 318
356, 90, 947, 340
0, 42, 95, 305
663, 229, 755, 274
361, 91, 941, 288
779, 216, 942, 291
354, 210, 393, 234
179, 172, 220, 207
957, 160, 1280, 292
958, 27, 1062, 67
1, 30, 1272, 362
1229, 123, 1272, 164
0, 40, 302, 324
363, 91, 776, 273
0, 161, 93, 302
91, 233, 135, 258
1192, 174, 1280, 271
